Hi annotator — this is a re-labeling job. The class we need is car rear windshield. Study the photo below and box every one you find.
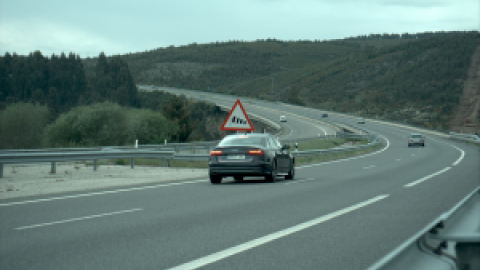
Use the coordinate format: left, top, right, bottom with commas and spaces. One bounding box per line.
411, 135, 422, 138
218, 136, 265, 147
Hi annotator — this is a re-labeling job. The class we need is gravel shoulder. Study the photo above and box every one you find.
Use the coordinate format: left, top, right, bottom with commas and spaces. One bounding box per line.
0, 163, 208, 200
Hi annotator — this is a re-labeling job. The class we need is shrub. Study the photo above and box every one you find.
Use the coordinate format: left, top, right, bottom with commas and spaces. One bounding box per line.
45, 102, 129, 147
125, 108, 178, 145
0, 103, 50, 149
44, 102, 178, 147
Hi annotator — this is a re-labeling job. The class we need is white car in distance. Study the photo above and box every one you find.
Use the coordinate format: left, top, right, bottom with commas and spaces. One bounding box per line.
280, 116, 287, 122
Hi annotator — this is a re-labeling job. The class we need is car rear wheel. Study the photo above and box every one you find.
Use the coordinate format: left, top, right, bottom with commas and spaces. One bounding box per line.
210, 175, 222, 184
285, 163, 295, 180
234, 176, 244, 181
265, 162, 277, 183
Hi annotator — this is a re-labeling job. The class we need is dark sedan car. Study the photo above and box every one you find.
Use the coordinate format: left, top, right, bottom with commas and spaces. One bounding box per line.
322, 113, 328, 118
208, 133, 295, 184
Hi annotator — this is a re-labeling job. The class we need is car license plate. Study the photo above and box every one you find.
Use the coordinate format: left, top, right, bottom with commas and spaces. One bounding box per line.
227, 155, 245, 160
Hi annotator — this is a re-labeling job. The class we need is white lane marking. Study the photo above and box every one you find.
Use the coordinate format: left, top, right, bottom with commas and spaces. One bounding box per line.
411, 154, 415, 156
451, 145, 465, 166
404, 167, 451, 188
284, 178, 315, 185
15, 208, 143, 230
396, 158, 402, 161
297, 135, 390, 169
166, 195, 389, 270
423, 137, 465, 166
281, 123, 294, 138
363, 165, 376, 169
0, 179, 208, 207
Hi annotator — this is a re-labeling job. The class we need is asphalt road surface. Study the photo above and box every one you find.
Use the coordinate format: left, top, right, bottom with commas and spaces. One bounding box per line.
1, 88, 478, 270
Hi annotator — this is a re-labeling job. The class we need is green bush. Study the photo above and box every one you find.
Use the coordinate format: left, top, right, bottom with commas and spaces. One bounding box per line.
0, 103, 50, 149
126, 108, 178, 145
44, 102, 178, 147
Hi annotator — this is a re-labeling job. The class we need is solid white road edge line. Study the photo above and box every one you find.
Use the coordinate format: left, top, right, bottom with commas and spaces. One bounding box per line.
451, 145, 465, 166
428, 137, 466, 166
404, 167, 452, 188
0, 179, 208, 207
15, 208, 143, 230
363, 165, 376, 169
297, 135, 390, 169
284, 178, 315, 185
166, 195, 389, 270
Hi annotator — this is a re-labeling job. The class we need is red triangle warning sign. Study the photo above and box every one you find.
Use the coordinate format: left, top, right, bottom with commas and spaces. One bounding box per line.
220, 100, 255, 131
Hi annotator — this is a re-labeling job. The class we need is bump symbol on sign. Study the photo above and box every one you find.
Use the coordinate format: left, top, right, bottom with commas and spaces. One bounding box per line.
221, 100, 254, 131
232, 116, 246, 125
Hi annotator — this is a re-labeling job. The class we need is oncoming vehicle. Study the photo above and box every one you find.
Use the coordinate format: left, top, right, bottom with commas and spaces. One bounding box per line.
408, 133, 425, 147
322, 113, 328, 118
280, 115, 287, 122
208, 133, 295, 184
357, 118, 365, 124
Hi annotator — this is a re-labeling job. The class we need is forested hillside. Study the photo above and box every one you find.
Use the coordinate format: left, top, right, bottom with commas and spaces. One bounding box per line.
82, 31, 478, 130
0, 51, 138, 113
0, 52, 231, 148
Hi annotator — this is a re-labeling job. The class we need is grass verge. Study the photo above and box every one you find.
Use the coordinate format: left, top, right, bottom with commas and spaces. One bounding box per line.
294, 142, 382, 166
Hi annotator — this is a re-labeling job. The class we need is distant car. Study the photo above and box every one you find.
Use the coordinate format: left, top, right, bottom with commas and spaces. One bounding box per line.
408, 133, 425, 147
357, 118, 365, 124
322, 114, 328, 118
280, 116, 287, 122
208, 133, 295, 184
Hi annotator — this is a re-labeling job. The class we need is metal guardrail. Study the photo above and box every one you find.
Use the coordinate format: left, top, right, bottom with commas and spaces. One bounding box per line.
365, 186, 480, 270
449, 133, 480, 144
0, 133, 381, 178
0, 150, 175, 178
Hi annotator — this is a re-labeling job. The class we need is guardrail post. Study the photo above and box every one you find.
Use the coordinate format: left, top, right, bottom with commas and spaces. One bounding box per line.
162, 158, 166, 167
94, 160, 98, 171
0, 164, 3, 178
50, 162, 56, 174
131, 158, 135, 169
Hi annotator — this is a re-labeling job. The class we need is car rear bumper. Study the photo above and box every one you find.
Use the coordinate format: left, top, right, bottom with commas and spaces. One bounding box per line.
409, 142, 424, 145
209, 163, 272, 177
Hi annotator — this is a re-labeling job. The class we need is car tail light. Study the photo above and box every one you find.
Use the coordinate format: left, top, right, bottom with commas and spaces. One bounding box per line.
210, 150, 223, 156
421, 138, 424, 141
409, 139, 413, 141
248, 149, 264, 156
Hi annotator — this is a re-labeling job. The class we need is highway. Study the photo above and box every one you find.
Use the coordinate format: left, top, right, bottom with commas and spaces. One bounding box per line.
0, 88, 478, 270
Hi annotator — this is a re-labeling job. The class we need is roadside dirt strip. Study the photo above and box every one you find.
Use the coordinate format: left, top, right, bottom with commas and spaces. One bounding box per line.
0, 164, 208, 200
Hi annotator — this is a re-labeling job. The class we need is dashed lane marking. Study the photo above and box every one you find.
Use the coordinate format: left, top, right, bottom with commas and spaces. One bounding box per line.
284, 178, 315, 185
166, 195, 389, 270
404, 167, 451, 188
0, 179, 208, 207
15, 208, 143, 230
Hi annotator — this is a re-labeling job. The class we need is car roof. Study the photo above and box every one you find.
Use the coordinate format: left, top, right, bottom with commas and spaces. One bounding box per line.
410, 133, 422, 136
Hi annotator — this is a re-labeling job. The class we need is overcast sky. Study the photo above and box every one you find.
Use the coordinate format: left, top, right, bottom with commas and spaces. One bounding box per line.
1, 0, 478, 57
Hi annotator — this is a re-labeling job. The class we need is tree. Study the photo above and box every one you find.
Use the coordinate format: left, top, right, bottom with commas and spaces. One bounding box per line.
0, 103, 50, 149
162, 95, 194, 142
30, 88, 46, 104
47, 87, 60, 113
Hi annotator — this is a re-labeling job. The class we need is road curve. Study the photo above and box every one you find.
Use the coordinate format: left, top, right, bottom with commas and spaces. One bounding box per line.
0, 87, 478, 270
